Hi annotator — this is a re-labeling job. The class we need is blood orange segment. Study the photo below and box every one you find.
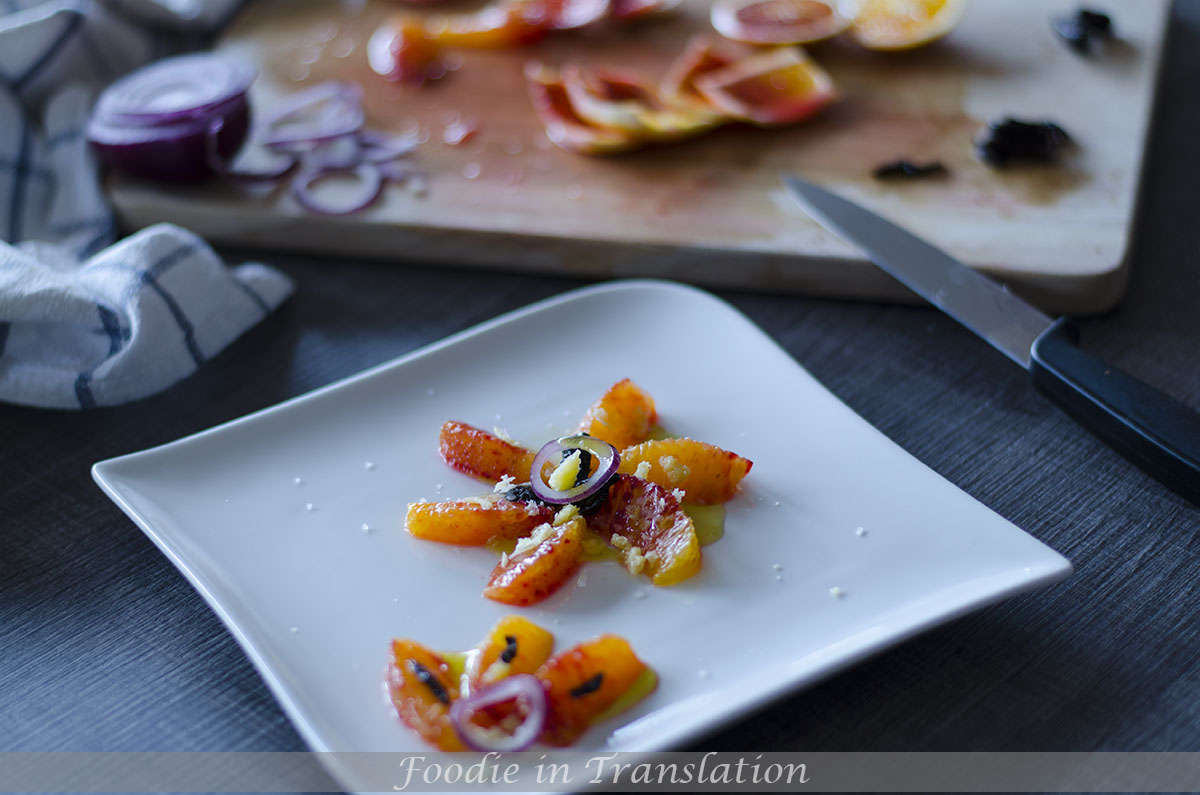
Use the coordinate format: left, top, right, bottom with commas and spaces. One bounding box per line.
422, 2, 547, 48
536, 635, 653, 746
525, 62, 642, 155
578, 379, 658, 451
525, 0, 612, 30
693, 46, 835, 126
849, 0, 967, 51
587, 474, 701, 585
561, 63, 724, 139
438, 420, 536, 482
466, 615, 556, 692
617, 437, 753, 504
612, 0, 681, 20
484, 516, 586, 605
660, 35, 749, 111
406, 496, 555, 545
711, 0, 851, 45
387, 640, 464, 751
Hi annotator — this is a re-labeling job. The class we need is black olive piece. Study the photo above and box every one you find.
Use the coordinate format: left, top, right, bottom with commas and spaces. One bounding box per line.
975, 118, 1072, 167
565, 447, 594, 486
872, 159, 948, 180
499, 634, 518, 664
569, 673, 605, 698
574, 473, 618, 515
1052, 8, 1113, 54
408, 659, 450, 704
503, 483, 543, 504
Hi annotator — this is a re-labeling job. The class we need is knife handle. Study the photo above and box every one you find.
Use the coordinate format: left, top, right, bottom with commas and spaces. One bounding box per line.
1030, 318, 1200, 506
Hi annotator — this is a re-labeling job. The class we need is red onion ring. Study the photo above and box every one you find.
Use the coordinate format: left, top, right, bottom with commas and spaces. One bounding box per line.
291, 162, 384, 217
261, 82, 365, 148
358, 130, 421, 163
530, 435, 620, 505
204, 117, 298, 182
449, 674, 547, 752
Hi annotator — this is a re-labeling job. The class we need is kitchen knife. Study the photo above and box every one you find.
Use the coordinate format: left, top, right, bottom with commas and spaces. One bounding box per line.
781, 175, 1200, 507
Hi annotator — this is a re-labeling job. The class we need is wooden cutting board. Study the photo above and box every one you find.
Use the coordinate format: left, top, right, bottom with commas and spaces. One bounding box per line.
107, 0, 1170, 314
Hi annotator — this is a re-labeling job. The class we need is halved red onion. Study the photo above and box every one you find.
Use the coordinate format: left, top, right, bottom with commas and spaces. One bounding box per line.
291, 162, 384, 216
94, 52, 256, 126
260, 82, 365, 148
88, 94, 250, 183
530, 435, 620, 505
87, 52, 253, 182
449, 674, 547, 752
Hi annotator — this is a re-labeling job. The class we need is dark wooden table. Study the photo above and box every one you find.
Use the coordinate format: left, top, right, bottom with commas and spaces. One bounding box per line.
3, 0, 1199, 780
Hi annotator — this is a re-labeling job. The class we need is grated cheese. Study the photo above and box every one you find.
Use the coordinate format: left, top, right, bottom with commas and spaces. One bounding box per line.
659, 455, 691, 485
493, 474, 516, 494
634, 460, 652, 479
547, 451, 582, 491
553, 504, 579, 526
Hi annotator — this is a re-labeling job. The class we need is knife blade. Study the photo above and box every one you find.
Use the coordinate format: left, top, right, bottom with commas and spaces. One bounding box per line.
781, 175, 1200, 507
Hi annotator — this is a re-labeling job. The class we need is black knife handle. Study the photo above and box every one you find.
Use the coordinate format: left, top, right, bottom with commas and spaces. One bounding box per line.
1030, 318, 1200, 506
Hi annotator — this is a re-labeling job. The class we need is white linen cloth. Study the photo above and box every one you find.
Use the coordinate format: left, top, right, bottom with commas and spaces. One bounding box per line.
0, 0, 294, 409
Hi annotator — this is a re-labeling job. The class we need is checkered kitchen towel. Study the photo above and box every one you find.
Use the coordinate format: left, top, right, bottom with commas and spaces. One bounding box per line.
0, 0, 294, 409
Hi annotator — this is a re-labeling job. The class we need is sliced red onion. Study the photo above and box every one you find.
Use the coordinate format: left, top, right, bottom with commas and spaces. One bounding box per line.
449, 674, 547, 752
359, 130, 421, 163
291, 162, 384, 216
261, 82, 365, 148
94, 52, 256, 126
204, 117, 298, 182
530, 435, 620, 505
303, 134, 363, 170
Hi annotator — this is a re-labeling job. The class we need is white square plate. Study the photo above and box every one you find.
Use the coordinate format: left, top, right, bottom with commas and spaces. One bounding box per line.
94, 280, 1070, 785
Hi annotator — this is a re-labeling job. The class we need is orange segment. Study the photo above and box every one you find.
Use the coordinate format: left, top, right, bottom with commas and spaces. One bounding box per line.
578, 379, 658, 450
465, 615, 556, 692
693, 46, 835, 127
438, 420, 535, 483
561, 63, 724, 139
849, 0, 967, 51
536, 635, 652, 746
660, 35, 748, 111
587, 474, 701, 585
525, 62, 642, 155
421, 2, 546, 48
406, 496, 555, 545
618, 437, 752, 504
710, 0, 851, 45
386, 640, 464, 751
484, 516, 585, 605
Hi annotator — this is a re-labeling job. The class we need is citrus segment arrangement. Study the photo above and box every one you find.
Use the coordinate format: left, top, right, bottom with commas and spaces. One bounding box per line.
387, 616, 655, 750
406, 379, 753, 604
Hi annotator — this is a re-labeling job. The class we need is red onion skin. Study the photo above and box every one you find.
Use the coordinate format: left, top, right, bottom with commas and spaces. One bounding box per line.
89, 95, 250, 183
449, 674, 548, 752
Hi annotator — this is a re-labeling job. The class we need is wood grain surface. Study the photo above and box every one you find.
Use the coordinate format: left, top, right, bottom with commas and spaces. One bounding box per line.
106, 0, 1169, 315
